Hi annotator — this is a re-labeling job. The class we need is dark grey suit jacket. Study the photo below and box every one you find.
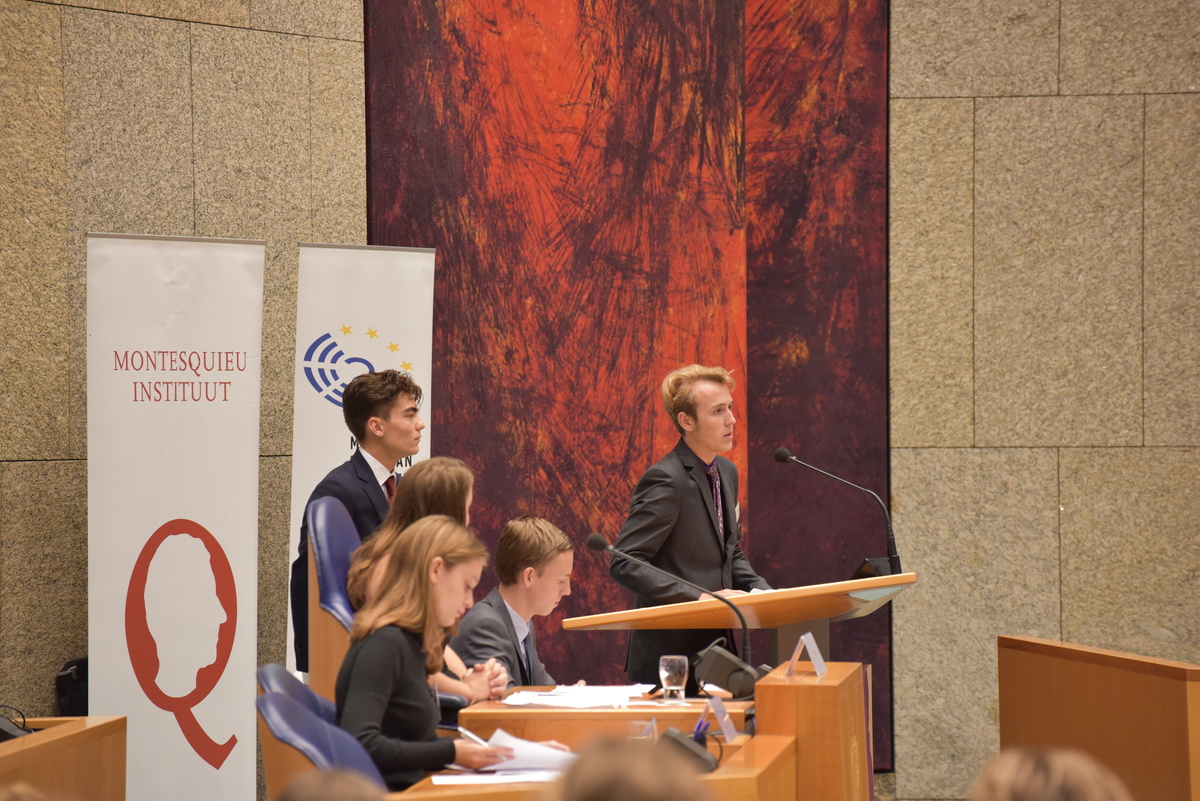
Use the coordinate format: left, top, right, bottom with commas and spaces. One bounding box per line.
449, 586, 555, 688
610, 439, 771, 686
290, 448, 390, 671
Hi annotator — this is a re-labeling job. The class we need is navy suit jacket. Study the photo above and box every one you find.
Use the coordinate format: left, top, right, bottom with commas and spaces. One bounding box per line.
449, 587, 555, 688
610, 439, 771, 687
290, 448, 390, 671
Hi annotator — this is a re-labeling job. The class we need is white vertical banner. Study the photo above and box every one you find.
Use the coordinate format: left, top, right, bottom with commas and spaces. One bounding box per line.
87, 233, 264, 801
287, 243, 435, 668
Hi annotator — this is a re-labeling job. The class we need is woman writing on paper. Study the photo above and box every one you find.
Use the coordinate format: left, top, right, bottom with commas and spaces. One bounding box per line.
336, 515, 512, 790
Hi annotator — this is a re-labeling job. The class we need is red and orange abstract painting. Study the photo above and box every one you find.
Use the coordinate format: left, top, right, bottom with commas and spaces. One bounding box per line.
366, 0, 889, 766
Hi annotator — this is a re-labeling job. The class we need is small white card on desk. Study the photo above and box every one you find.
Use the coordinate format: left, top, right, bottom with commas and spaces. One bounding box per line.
784, 631, 828, 678
707, 696, 738, 742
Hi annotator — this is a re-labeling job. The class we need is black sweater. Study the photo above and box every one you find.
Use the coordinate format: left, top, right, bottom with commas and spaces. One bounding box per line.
335, 625, 456, 790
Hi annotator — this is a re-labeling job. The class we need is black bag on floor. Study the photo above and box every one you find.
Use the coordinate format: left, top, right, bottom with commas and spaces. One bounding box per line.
55, 657, 88, 716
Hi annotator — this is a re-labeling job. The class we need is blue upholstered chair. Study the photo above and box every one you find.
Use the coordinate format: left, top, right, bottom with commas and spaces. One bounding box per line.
256, 662, 335, 724
256, 691, 385, 801
304, 496, 469, 724
305, 496, 360, 702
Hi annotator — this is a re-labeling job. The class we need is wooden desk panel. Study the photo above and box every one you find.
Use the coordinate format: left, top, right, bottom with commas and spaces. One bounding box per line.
458, 698, 751, 749
998, 636, 1200, 801
396, 734, 795, 801
0, 716, 126, 801
756, 662, 870, 801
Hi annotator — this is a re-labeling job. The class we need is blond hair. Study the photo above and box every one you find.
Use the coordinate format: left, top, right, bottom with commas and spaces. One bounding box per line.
347, 457, 474, 609
970, 748, 1135, 801
495, 516, 574, 585
661, 365, 735, 436
351, 515, 487, 674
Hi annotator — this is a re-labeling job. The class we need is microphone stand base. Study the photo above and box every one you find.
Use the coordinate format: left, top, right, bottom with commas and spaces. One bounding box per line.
851, 556, 895, 580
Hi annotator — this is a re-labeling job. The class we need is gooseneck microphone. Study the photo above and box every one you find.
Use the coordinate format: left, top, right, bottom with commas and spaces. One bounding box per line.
773, 447, 903, 576
586, 533, 763, 697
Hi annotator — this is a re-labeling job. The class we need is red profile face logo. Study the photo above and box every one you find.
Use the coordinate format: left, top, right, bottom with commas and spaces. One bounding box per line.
125, 519, 238, 768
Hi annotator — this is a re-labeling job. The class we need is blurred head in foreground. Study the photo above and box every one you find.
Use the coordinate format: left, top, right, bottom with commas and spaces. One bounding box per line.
279, 770, 384, 801
970, 748, 1136, 801
548, 737, 710, 801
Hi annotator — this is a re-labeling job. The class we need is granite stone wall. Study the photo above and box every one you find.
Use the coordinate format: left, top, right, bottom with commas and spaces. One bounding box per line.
0, 0, 364, 735
889, 0, 1200, 797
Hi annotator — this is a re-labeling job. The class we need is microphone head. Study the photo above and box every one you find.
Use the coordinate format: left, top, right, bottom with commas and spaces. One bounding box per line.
774, 447, 793, 463
585, 532, 610, 552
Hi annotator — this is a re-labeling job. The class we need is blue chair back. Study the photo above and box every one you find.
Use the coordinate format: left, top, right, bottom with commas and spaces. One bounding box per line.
306, 496, 359, 630
256, 691, 385, 789
256, 663, 336, 724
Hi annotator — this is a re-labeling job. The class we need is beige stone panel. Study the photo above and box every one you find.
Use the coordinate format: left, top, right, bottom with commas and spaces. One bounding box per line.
1060, 448, 1200, 665
62, 8, 196, 459
1061, 0, 1200, 95
257, 455, 291, 668
890, 99, 974, 448
891, 447, 1060, 799
310, 38, 366, 246
975, 97, 1143, 447
192, 26, 310, 455
0, 461, 88, 715
1145, 96, 1200, 446
890, 0, 1058, 98
53, 0, 125, 10
123, 0, 249, 26
0, 1, 70, 461
250, 0, 362, 41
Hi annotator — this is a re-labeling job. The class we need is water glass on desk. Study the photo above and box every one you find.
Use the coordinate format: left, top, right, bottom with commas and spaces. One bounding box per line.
659, 655, 688, 705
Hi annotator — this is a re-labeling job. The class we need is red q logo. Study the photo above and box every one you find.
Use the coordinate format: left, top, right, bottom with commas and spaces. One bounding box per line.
125, 519, 238, 769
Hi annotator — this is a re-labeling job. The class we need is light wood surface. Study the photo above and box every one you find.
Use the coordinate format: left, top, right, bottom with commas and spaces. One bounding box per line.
308, 550, 351, 703
756, 662, 871, 801
457, 697, 752, 748
396, 733, 796, 801
561, 573, 915, 631
0, 716, 126, 801
998, 635, 1200, 801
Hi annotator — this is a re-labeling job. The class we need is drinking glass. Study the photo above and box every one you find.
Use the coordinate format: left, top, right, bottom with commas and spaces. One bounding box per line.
659, 655, 688, 705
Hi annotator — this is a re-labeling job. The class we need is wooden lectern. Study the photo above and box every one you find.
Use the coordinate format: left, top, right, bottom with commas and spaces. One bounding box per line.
562, 573, 916, 801
562, 572, 916, 660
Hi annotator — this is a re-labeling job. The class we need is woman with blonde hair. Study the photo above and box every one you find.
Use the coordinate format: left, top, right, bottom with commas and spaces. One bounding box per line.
347, 456, 506, 703
336, 515, 512, 790
347, 456, 475, 608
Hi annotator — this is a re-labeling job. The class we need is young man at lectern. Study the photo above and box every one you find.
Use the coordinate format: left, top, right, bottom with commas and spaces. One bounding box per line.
290, 369, 425, 672
610, 364, 771, 692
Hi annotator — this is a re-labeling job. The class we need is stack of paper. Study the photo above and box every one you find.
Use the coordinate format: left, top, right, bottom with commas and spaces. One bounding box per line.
502, 684, 657, 708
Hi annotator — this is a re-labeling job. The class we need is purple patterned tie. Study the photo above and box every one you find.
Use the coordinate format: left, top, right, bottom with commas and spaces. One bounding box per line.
706, 462, 725, 544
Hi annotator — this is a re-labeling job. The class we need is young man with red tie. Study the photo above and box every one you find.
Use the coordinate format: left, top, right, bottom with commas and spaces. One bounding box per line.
289, 369, 425, 672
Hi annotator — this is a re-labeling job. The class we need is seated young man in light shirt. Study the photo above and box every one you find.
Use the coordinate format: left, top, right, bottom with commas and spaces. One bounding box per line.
450, 516, 574, 688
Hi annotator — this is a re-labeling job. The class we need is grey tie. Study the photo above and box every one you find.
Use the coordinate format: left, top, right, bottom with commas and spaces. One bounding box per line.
521, 634, 533, 683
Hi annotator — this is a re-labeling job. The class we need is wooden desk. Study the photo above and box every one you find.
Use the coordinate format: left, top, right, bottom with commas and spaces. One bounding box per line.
998, 635, 1200, 801
397, 734, 796, 801
0, 716, 126, 801
458, 697, 752, 749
